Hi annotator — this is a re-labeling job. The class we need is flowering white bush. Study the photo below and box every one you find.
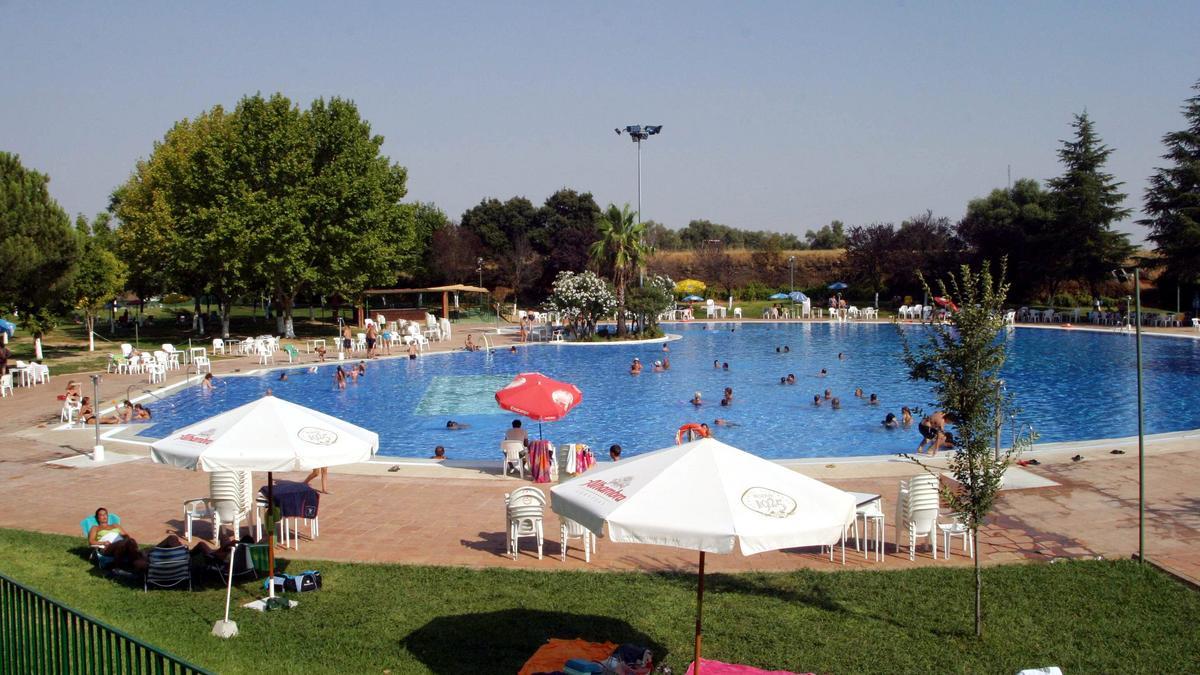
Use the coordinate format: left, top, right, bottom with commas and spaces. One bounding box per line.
625, 274, 675, 332
544, 270, 617, 338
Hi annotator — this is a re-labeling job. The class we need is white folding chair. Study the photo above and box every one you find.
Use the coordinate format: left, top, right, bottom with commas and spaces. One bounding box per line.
560, 518, 596, 563
501, 440, 525, 478
505, 487, 546, 559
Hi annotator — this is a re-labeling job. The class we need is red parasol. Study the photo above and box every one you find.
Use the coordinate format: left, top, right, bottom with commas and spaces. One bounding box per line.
495, 372, 583, 424
933, 296, 960, 312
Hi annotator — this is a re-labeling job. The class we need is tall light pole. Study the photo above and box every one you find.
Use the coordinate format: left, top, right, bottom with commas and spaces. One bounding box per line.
90, 374, 104, 461
788, 256, 796, 294
615, 124, 662, 286
1114, 268, 1144, 564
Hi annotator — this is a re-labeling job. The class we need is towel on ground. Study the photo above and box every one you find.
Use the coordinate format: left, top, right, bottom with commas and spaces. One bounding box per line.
518, 638, 617, 675
685, 659, 812, 675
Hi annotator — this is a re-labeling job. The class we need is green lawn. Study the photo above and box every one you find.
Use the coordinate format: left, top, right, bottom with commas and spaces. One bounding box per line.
1, 529, 1197, 673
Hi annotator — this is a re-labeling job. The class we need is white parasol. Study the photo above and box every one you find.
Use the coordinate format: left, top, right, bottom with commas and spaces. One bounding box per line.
551, 437, 855, 673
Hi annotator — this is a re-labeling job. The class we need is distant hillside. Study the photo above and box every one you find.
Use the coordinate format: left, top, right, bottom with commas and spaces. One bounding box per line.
649, 249, 847, 290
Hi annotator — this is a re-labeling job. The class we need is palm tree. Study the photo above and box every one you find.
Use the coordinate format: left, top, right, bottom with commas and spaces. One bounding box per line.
589, 203, 650, 336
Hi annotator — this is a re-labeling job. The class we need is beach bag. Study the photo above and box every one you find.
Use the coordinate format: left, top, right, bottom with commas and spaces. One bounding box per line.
284, 570, 322, 592
603, 644, 653, 675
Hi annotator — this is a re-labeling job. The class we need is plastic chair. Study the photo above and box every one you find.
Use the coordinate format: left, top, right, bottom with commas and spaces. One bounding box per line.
939, 517, 974, 559
501, 440, 525, 478
505, 487, 546, 559
212, 338, 226, 355
560, 518, 596, 563
0, 373, 11, 397
185, 470, 252, 542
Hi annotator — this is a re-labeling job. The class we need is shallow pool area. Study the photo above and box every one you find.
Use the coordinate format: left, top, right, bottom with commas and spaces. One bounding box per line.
136, 323, 1200, 460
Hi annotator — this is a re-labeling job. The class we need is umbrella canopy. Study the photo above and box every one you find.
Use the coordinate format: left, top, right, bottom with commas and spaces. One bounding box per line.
0, 318, 15, 337
674, 279, 707, 296
767, 292, 790, 300
681, 295, 704, 302
788, 291, 809, 303
551, 437, 855, 555
150, 396, 379, 472
551, 437, 855, 673
827, 282, 848, 290
494, 372, 582, 422
933, 296, 960, 312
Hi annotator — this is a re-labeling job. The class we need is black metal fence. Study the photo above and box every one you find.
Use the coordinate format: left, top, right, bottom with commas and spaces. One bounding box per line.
0, 572, 211, 674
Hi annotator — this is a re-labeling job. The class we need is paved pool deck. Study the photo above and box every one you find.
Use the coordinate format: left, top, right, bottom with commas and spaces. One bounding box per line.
1, 320, 1197, 583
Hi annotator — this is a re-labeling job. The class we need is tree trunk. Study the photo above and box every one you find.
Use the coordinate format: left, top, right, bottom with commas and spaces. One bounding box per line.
87, 314, 95, 352
281, 294, 296, 339
973, 527, 982, 638
616, 269, 628, 337
34, 335, 43, 360
220, 300, 232, 339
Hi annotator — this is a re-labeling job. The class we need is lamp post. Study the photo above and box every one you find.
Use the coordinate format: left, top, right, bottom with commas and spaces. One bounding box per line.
615, 124, 662, 286
89, 374, 104, 461
788, 256, 796, 294
1113, 268, 1144, 564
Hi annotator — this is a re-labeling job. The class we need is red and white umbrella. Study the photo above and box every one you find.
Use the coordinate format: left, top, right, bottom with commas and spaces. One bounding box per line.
494, 372, 582, 436
933, 296, 960, 312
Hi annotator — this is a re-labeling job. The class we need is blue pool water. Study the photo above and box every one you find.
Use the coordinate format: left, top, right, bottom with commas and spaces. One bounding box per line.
138, 324, 1200, 460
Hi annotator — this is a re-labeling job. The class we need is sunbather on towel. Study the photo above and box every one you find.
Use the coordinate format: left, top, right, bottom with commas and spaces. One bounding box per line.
89, 507, 239, 572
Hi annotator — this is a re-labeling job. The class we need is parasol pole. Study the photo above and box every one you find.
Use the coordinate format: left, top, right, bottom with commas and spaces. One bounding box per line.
694, 550, 705, 674
267, 471, 276, 599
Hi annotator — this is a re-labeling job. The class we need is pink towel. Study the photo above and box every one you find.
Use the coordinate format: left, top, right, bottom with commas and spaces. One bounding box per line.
528, 440, 554, 483
685, 659, 811, 675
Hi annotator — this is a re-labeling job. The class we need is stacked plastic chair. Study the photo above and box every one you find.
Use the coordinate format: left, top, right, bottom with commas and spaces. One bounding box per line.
895, 473, 941, 560
185, 470, 253, 542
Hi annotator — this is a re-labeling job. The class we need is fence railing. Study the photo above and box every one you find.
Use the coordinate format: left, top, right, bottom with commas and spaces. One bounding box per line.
0, 572, 212, 675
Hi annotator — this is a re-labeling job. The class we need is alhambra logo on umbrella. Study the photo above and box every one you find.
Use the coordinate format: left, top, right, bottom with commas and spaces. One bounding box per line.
584, 476, 633, 502
179, 428, 217, 445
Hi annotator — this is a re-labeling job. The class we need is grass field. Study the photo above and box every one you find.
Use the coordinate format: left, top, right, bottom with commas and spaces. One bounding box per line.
1, 528, 1196, 674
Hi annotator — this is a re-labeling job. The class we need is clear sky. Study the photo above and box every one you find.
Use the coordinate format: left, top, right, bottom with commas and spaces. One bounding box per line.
4, 2, 1198, 243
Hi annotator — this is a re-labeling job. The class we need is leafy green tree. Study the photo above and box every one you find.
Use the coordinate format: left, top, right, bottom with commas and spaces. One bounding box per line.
1141, 79, 1200, 296
72, 215, 128, 351
535, 189, 601, 291
304, 97, 413, 332
642, 220, 681, 251
890, 211, 963, 295
0, 152, 81, 357
844, 223, 897, 294
624, 274, 675, 335
804, 220, 846, 249
460, 197, 538, 269
900, 261, 1034, 638
405, 202, 448, 284
958, 179, 1056, 301
429, 222, 481, 285
111, 106, 237, 332
589, 203, 649, 337
1047, 112, 1134, 295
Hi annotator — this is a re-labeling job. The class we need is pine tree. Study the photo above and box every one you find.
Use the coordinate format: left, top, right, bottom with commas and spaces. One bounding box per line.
1140, 80, 1200, 294
1046, 112, 1134, 293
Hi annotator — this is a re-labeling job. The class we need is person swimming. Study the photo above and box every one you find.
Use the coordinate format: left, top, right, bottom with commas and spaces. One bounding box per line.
819, 368, 827, 376
901, 407, 914, 427
854, 387, 864, 398
824, 389, 832, 400
630, 358, 643, 375
714, 418, 740, 427
652, 360, 664, 372
446, 420, 469, 430
869, 393, 879, 405
691, 391, 703, 406
786, 373, 796, 384
882, 413, 899, 429
813, 394, 821, 406
831, 397, 841, 410
279, 372, 288, 381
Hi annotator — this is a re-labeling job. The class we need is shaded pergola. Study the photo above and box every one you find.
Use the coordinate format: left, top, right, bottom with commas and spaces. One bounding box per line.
359, 284, 489, 326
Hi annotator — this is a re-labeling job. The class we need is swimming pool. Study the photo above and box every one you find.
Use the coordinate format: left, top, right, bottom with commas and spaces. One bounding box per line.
137, 323, 1200, 460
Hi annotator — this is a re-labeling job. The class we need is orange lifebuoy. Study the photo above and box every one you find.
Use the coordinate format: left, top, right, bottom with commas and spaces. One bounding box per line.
676, 423, 710, 444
